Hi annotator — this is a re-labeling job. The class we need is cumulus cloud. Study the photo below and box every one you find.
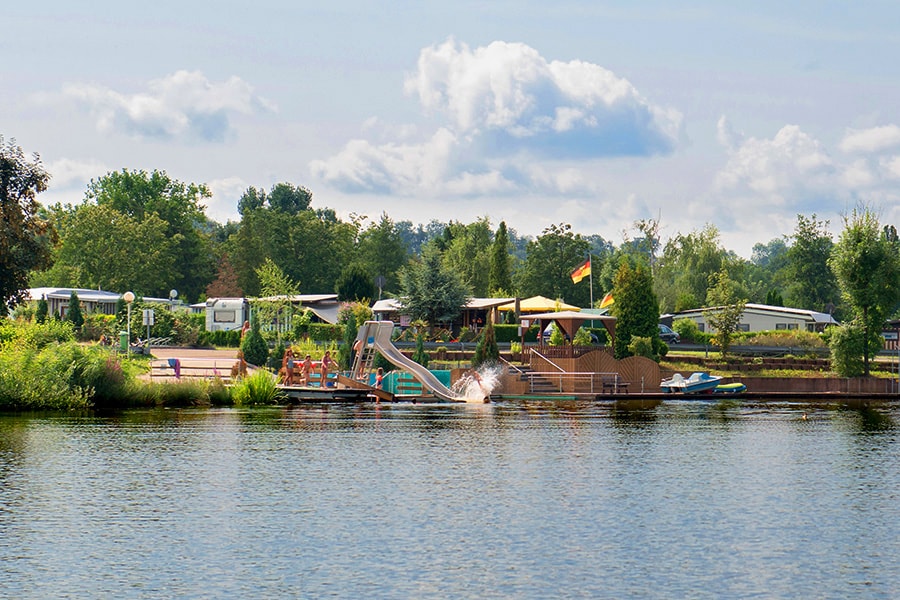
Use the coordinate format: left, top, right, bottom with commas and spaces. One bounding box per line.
715, 124, 834, 207
405, 39, 681, 156
839, 124, 900, 154
62, 70, 274, 142
312, 39, 680, 197
710, 119, 900, 254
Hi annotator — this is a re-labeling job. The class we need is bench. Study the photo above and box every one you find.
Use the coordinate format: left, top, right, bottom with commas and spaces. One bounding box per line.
601, 374, 629, 394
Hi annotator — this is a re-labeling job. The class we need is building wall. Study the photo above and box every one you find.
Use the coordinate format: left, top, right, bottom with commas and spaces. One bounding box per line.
678, 309, 813, 333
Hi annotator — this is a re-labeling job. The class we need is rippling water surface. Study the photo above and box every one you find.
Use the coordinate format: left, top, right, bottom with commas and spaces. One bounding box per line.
1, 401, 899, 598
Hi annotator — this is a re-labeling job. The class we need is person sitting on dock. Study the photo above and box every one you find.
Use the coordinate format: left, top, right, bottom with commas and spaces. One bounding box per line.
300, 354, 313, 386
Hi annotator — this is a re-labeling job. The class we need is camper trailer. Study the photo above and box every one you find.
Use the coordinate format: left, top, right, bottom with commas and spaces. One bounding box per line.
205, 298, 250, 332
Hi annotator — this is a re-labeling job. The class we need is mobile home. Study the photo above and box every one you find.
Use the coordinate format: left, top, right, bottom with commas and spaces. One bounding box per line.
205, 297, 250, 332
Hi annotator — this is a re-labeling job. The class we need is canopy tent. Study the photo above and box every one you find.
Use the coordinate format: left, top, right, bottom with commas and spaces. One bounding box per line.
498, 295, 580, 313
521, 310, 616, 347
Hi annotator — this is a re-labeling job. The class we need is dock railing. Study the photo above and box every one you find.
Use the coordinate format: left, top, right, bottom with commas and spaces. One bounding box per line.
525, 371, 628, 394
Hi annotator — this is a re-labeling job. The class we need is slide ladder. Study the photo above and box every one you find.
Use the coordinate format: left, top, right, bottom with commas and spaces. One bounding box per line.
352, 321, 478, 402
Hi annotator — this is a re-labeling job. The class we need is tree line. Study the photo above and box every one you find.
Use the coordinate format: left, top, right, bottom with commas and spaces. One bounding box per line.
3, 136, 900, 374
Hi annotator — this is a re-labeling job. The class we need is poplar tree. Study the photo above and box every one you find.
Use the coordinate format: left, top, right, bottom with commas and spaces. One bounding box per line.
489, 221, 513, 295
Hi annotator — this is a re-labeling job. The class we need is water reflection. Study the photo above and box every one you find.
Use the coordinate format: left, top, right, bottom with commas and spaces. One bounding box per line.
0, 402, 898, 598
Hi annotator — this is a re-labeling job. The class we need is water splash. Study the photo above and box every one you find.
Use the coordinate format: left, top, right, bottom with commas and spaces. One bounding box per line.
452, 364, 503, 402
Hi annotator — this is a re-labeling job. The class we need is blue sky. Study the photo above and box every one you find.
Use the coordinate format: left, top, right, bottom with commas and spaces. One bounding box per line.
5, 1, 900, 257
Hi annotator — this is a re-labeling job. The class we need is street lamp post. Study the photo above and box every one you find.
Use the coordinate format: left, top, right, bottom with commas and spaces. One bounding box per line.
169, 289, 178, 311
124, 291, 135, 357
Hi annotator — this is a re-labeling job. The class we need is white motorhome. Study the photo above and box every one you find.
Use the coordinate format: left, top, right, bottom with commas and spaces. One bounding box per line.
205, 298, 250, 332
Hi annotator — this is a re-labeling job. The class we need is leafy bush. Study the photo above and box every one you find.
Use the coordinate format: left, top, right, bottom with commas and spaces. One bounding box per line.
81, 313, 118, 342
830, 322, 866, 377
627, 335, 655, 360
672, 318, 703, 343
573, 326, 592, 346
20, 320, 76, 348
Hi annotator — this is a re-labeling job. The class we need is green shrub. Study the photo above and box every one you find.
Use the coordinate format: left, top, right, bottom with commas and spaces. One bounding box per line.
232, 370, 282, 406
308, 322, 343, 341
627, 335, 655, 360
241, 316, 269, 367
21, 320, 76, 348
830, 322, 866, 377
573, 326, 592, 346
672, 318, 701, 343
493, 324, 521, 343
411, 331, 430, 368
81, 313, 117, 342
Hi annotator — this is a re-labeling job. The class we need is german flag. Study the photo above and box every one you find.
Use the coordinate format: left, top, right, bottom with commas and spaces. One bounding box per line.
570, 258, 591, 284
599, 292, 614, 309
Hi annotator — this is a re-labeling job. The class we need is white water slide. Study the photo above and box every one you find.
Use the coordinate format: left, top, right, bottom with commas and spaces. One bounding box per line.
355, 321, 478, 403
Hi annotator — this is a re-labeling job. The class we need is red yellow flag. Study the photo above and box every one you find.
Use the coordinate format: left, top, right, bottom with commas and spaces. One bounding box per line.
599, 292, 614, 309
570, 258, 591, 284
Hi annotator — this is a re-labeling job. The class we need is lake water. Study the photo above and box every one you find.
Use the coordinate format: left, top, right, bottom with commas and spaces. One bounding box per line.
1, 400, 899, 599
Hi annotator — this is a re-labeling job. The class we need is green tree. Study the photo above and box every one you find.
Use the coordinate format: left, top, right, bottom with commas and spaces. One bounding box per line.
399, 244, 469, 330
411, 329, 430, 368
705, 269, 748, 357
517, 223, 592, 306
828, 207, 900, 375
240, 314, 269, 367
36, 297, 48, 323
338, 311, 359, 372
336, 263, 375, 302
785, 214, 837, 311
229, 205, 355, 296
85, 169, 216, 301
0, 136, 55, 313
442, 218, 493, 297
268, 182, 312, 214
473, 317, 500, 367
356, 213, 408, 296
66, 290, 84, 329
489, 221, 513, 295
253, 258, 300, 344
51, 204, 176, 294
655, 224, 728, 313
611, 260, 661, 359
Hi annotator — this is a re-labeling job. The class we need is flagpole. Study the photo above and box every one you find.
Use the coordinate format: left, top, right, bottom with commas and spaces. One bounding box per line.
588, 253, 594, 329
588, 254, 593, 309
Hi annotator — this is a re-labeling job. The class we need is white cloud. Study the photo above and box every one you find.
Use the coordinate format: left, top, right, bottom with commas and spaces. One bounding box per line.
312, 39, 681, 198
404, 39, 682, 156
206, 176, 247, 223
715, 124, 833, 201
45, 157, 110, 190
61, 70, 274, 142
839, 124, 900, 154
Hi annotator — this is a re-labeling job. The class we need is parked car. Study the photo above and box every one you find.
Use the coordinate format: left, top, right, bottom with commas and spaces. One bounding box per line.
658, 324, 680, 344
